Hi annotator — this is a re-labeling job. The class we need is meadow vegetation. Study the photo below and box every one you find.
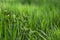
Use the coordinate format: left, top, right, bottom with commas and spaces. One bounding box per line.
0, 0, 60, 40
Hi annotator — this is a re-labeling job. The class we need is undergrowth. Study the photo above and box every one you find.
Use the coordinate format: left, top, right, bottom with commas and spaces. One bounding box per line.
0, 3, 60, 40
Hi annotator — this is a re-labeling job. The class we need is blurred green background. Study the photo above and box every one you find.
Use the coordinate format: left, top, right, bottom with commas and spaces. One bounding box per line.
0, 0, 60, 40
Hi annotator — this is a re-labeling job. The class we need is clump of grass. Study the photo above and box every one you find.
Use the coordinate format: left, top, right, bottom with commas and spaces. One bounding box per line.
0, 3, 60, 40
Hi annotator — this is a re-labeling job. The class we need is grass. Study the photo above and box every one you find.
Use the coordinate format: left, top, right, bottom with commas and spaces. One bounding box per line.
0, 1, 60, 40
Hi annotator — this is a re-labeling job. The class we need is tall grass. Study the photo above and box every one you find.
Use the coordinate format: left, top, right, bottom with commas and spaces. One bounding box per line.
0, 1, 60, 40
